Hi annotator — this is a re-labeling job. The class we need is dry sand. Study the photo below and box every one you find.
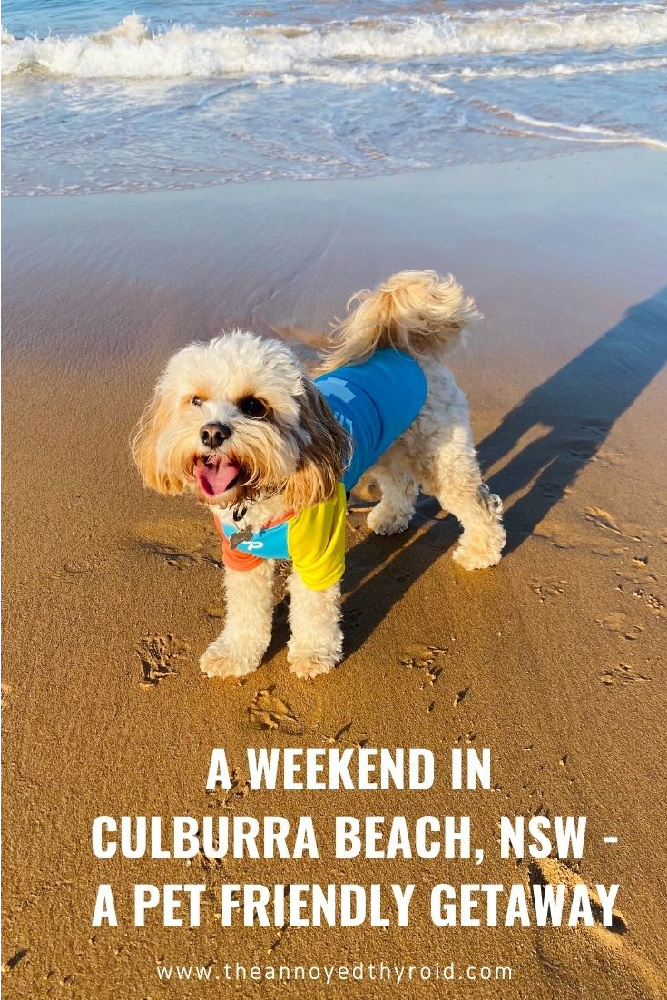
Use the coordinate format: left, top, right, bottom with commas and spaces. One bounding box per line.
2, 149, 667, 998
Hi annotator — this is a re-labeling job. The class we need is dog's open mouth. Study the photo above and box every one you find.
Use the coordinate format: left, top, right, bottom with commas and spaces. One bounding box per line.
194, 456, 242, 497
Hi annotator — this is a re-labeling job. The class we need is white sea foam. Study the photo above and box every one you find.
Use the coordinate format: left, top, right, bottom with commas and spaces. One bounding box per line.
3, 5, 667, 80
295, 54, 667, 91
433, 54, 667, 80
481, 102, 667, 149
294, 64, 456, 95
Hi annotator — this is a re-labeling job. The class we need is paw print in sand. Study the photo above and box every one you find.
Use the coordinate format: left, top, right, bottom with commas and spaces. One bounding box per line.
138, 633, 188, 686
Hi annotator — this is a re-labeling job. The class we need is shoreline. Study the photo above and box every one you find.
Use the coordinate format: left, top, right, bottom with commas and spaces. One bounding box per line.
3, 147, 667, 997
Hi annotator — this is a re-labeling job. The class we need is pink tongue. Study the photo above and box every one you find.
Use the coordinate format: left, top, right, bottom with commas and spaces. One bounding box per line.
195, 458, 241, 497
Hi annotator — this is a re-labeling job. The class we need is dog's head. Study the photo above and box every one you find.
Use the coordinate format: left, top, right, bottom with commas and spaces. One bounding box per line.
132, 331, 349, 512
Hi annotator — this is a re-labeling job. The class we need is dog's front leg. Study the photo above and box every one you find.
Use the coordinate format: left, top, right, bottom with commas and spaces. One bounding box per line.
200, 561, 274, 680
287, 571, 342, 680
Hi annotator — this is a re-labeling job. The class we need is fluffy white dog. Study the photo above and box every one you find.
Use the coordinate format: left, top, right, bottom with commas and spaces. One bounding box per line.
132, 270, 505, 680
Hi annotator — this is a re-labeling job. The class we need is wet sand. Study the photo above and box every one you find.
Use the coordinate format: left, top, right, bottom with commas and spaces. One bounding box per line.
2, 149, 667, 998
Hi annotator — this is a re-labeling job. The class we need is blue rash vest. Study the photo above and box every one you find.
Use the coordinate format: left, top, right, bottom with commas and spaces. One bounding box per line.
217, 349, 427, 588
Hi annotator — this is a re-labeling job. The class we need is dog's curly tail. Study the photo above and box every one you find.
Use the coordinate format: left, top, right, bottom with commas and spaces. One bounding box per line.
317, 269, 480, 374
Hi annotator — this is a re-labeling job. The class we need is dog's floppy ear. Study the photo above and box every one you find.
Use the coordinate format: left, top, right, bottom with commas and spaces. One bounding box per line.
283, 380, 349, 512
131, 383, 185, 495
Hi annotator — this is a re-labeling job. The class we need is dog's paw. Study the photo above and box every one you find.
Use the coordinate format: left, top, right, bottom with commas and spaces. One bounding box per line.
453, 546, 501, 571
288, 654, 336, 680
452, 530, 505, 571
200, 638, 260, 680
367, 504, 411, 536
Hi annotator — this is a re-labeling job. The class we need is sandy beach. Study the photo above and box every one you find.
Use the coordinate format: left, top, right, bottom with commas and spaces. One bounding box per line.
2, 148, 667, 998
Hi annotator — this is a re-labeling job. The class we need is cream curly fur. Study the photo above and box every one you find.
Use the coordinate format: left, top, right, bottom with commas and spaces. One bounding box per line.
133, 270, 505, 681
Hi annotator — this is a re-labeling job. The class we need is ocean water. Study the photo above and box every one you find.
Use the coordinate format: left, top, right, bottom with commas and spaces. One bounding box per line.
2, 0, 666, 195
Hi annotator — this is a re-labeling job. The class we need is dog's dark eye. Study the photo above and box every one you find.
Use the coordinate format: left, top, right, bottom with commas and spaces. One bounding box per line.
191, 396, 203, 407
238, 396, 268, 419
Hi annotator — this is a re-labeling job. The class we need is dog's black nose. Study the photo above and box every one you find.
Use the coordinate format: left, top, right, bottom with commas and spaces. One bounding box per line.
200, 421, 231, 449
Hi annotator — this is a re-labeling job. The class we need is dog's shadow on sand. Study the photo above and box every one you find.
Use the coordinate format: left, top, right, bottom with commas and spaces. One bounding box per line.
341, 289, 667, 658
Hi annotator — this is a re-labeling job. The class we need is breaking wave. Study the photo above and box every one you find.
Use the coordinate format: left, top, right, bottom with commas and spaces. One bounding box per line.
3, 4, 667, 80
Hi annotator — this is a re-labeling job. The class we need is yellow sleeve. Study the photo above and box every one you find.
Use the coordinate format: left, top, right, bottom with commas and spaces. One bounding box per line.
287, 483, 347, 590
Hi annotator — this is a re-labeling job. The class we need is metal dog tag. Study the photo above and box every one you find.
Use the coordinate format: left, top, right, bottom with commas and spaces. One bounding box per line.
229, 525, 254, 549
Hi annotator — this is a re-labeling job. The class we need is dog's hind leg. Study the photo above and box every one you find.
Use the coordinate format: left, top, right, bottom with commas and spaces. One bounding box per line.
425, 440, 505, 571
366, 458, 419, 536
200, 560, 275, 679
